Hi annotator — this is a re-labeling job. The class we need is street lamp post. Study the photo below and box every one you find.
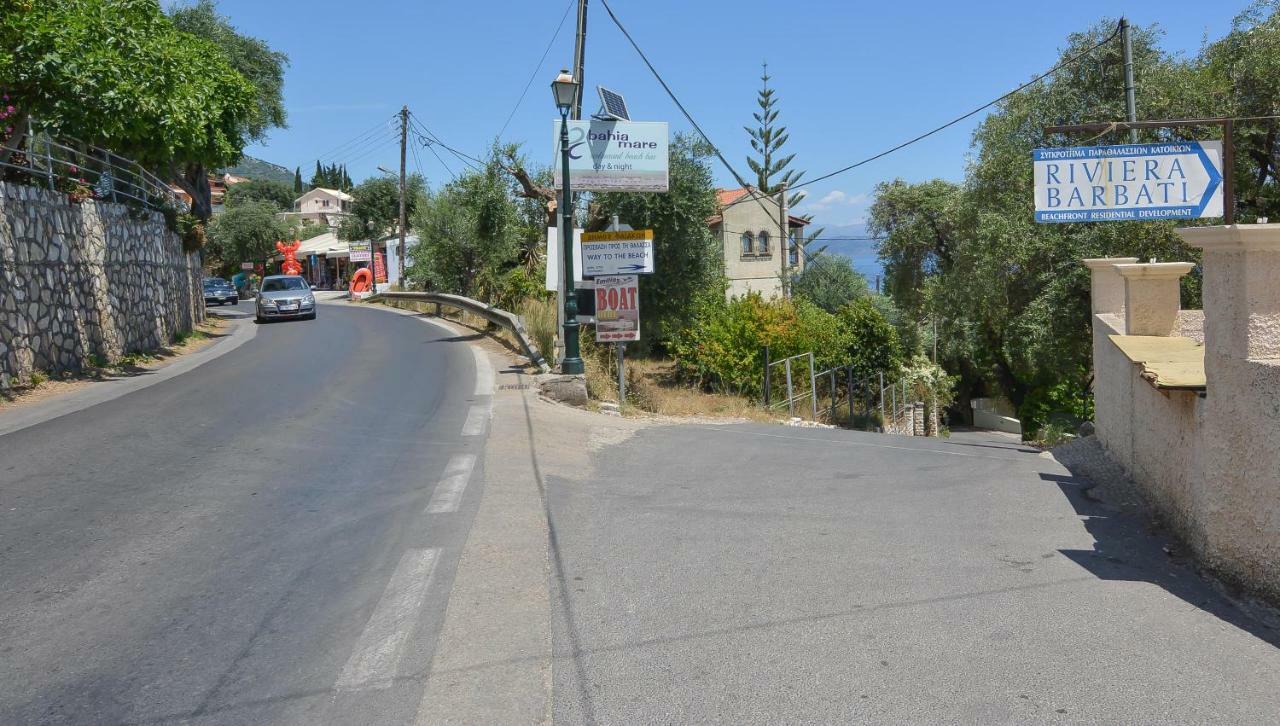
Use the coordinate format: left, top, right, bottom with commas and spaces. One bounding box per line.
552, 69, 584, 375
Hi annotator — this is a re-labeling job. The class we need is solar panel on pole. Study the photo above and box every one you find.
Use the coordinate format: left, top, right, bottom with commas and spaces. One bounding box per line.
597, 86, 630, 121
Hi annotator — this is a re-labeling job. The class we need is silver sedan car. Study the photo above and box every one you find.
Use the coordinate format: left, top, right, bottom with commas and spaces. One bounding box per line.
255, 275, 317, 322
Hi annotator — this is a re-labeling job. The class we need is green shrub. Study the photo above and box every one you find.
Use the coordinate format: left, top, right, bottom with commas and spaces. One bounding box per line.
670, 292, 899, 399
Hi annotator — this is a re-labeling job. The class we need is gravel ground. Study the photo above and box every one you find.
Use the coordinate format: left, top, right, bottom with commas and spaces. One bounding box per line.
1050, 435, 1150, 511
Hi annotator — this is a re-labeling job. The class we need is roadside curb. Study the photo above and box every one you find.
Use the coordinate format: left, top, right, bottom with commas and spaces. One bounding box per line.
0, 317, 258, 438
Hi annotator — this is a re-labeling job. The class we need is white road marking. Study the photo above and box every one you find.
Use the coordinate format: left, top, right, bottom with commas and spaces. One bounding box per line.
334, 548, 441, 692
461, 402, 490, 436
425, 454, 477, 514
471, 346, 494, 395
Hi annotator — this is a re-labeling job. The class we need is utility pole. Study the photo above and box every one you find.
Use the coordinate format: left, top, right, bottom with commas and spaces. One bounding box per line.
571, 0, 589, 120
778, 183, 790, 297
1120, 17, 1138, 144
397, 105, 409, 284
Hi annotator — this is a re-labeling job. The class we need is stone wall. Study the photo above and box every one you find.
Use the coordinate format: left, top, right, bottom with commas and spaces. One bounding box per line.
1087, 236, 1280, 604
0, 182, 204, 388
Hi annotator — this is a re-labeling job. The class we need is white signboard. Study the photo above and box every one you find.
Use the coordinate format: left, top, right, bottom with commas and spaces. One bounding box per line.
581, 230, 654, 276
594, 275, 640, 342
543, 227, 584, 291
349, 240, 372, 263
553, 120, 669, 192
1033, 141, 1223, 223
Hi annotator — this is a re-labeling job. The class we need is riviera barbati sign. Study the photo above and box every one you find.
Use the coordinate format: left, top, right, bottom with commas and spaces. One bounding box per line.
554, 120, 669, 192
1033, 141, 1223, 223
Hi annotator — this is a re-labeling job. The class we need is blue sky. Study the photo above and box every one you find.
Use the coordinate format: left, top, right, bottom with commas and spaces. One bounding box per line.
211, 0, 1245, 238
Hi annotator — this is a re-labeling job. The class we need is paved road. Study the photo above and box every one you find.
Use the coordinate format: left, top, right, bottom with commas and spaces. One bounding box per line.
0, 301, 493, 724
546, 424, 1280, 723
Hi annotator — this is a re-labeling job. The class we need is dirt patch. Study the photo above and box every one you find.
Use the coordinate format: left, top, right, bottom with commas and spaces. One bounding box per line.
604, 357, 781, 423
0, 318, 226, 412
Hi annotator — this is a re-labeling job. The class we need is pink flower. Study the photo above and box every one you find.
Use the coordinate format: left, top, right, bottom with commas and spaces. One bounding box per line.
69, 164, 78, 173
4, 106, 11, 114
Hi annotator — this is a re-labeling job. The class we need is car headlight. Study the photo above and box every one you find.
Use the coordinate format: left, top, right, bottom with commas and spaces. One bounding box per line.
260, 299, 276, 308
303, 295, 315, 304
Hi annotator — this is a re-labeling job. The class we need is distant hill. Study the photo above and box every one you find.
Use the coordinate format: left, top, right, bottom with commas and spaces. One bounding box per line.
221, 155, 294, 185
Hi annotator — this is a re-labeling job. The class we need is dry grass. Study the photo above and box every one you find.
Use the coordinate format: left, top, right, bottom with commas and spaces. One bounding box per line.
621, 357, 780, 422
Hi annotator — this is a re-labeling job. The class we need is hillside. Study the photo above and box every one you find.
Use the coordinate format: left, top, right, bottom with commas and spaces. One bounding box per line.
221, 155, 294, 185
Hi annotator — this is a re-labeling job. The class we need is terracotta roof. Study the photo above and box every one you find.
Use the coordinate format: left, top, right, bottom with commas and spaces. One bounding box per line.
717, 188, 751, 206
708, 186, 809, 228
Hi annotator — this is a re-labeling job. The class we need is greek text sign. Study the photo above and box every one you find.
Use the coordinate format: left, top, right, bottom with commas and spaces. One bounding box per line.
594, 275, 640, 343
1033, 141, 1223, 223
581, 230, 654, 276
553, 120, 668, 192
349, 240, 372, 262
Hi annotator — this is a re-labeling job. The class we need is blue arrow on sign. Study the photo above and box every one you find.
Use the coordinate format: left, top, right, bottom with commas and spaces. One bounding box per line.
1192, 141, 1223, 218
619, 263, 646, 272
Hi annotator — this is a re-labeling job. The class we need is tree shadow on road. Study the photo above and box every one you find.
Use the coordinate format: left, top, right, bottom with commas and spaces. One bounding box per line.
1045, 470, 1280, 649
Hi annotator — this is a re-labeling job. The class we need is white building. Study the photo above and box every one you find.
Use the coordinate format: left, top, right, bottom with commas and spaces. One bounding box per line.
292, 187, 353, 227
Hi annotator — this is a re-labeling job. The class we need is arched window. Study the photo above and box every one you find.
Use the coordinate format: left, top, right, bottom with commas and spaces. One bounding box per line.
758, 230, 771, 256
741, 232, 754, 256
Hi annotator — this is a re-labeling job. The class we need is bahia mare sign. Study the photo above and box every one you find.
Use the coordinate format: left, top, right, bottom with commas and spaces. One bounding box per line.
1033, 141, 1223, 223
554, 120, 668, 192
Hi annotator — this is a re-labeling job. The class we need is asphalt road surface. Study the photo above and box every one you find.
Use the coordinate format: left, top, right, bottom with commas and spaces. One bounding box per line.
546, 424, 1280, 723
0, 301, 492, 724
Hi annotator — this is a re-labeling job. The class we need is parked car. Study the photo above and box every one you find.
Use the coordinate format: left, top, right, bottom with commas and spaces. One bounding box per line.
255, 275, 317, 323
203, 277, 238, 306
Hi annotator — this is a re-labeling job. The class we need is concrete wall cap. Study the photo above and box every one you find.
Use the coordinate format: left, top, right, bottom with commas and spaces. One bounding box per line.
1176, 224, 1280, 251
1113, 262, 1197, 279
1081, 257, 1140, 269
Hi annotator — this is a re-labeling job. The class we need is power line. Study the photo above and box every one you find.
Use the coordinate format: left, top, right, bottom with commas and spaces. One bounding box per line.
415, 130, 456, 180
408, 113, 484, 171
794, 23, 1123, 190
593, 1, 855, 295
496, 0, 577, 141
312, 115, 398, 163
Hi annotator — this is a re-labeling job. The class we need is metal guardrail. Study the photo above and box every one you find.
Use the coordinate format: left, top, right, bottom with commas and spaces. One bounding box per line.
1, 120, 187, 212
367, 291, 550, 373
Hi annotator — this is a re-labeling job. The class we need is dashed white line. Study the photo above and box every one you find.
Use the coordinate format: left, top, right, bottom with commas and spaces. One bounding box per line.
461, 402, 490, 436
425, 454, 477, 514
471, 346, 494, 395
334, 548, 441, 692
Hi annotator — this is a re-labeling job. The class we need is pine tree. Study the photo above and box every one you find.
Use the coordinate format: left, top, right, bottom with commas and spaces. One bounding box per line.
745, 62, 804, 209
310, 160, 324, 189
294, 167, 303, 195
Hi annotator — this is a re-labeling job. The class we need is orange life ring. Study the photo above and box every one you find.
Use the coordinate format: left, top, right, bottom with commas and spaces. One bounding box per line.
349, 267, 374, 294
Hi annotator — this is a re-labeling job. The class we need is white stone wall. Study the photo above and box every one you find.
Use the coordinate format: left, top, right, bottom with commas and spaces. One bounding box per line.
1088, 239, 1280, 603
0, 182, 204, 388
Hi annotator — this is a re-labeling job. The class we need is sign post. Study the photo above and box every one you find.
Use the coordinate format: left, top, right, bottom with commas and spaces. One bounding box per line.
580, 230, 654, 276
1042, 118, 1238, 224
349, 240, 372, 263
1033, 141, 1223, 223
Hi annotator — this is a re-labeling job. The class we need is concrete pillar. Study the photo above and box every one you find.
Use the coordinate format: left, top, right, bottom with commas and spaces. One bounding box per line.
1179, 225, 1280, 361
1082, 257, 1138, 321
1114, 262, 1196, 337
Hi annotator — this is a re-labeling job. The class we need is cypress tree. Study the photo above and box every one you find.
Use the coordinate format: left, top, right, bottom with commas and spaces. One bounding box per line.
745, 62, 805, 208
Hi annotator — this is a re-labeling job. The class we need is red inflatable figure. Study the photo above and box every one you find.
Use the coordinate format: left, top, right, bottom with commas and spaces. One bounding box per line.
276, 239, 303, 276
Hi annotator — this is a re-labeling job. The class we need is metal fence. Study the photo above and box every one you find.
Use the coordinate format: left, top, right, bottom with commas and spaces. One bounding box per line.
0, 120, 187, 212
763, 348, 937, 435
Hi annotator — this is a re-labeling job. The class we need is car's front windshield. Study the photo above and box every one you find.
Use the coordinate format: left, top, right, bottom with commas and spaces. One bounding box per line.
262, 278, 307, 292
